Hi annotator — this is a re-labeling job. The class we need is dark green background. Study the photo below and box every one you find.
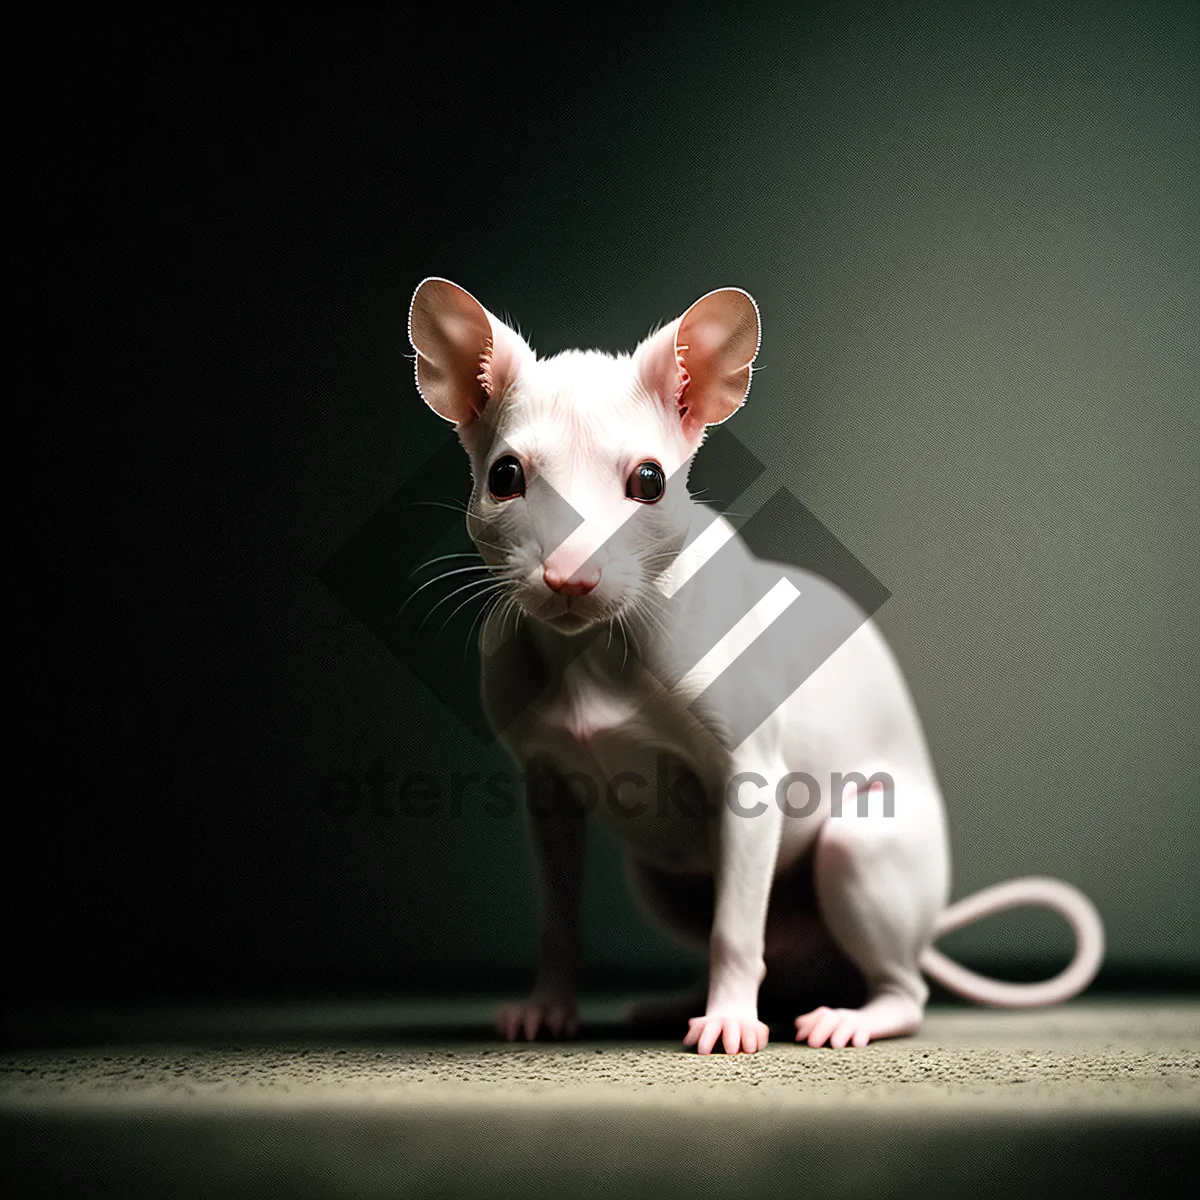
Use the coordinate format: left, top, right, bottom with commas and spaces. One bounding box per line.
9, 3, 1197, 1002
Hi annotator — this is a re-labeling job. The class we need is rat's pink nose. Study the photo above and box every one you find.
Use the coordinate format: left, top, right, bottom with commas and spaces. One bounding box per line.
543, 564, 601, 597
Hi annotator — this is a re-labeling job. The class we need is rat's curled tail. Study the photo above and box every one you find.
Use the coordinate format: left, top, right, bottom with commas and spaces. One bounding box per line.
919, 877, 1105, 1007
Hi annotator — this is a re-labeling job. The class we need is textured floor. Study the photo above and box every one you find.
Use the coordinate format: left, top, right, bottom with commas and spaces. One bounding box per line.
2, 998, 1198, 1197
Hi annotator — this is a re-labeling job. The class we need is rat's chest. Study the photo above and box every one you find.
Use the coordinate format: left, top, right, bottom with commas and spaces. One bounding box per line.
528, 664, 714, 870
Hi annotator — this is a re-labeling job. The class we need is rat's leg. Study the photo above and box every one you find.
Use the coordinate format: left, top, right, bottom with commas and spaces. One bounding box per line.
496, 761, 586, 1041
682, 771, 783, 1055
795, 771, 949, 1049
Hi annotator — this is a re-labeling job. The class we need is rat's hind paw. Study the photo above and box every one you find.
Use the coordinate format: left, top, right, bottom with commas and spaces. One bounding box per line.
495, 998, 579, 1042
793, 1006, 870, 1048
794, 995, 923, 1048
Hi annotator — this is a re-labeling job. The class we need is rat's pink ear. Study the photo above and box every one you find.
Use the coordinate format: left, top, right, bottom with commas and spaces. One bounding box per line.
408, 278, 533, 425
633, 288, 760, 438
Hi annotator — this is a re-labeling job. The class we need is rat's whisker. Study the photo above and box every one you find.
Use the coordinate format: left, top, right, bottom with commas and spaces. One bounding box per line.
628, 592, 670, 643
438, 581, 511, 639
641, 597, 672, 639
406, 499, 472, 516
420, 578, 508, 628
616, 612, 631, 673
504, 595, 523, 638
407, 551, 486, 580
487, 592, 522, 642
691, 499, 748, 517
464, 589, 503, 660
470, 537, 511, 556
396, 564, 503, 620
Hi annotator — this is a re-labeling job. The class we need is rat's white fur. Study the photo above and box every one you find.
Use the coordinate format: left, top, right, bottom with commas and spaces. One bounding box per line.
407, 278, 1105, 1053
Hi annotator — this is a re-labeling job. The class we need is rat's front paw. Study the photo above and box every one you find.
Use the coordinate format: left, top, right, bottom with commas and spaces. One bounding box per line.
683, 1010, 770, 1055
495, 996, 579, 1042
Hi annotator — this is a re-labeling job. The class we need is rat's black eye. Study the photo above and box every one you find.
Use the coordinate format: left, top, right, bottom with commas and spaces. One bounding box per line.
626, 461, 665, 503
488, 455, 526, 500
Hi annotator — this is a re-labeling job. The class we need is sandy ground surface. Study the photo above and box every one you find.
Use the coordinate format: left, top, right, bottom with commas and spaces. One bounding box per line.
2, 998, 1198, 1197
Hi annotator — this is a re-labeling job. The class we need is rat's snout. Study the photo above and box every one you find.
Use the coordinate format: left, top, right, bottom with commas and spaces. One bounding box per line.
536, 512, 614, 615
543, 563, 601, 597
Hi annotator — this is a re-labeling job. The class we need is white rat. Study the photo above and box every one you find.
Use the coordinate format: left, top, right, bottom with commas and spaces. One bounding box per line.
407, 277, 1105, 1054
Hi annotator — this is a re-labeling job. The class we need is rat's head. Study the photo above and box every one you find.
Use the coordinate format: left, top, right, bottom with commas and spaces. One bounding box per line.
407, 278, 759, 635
